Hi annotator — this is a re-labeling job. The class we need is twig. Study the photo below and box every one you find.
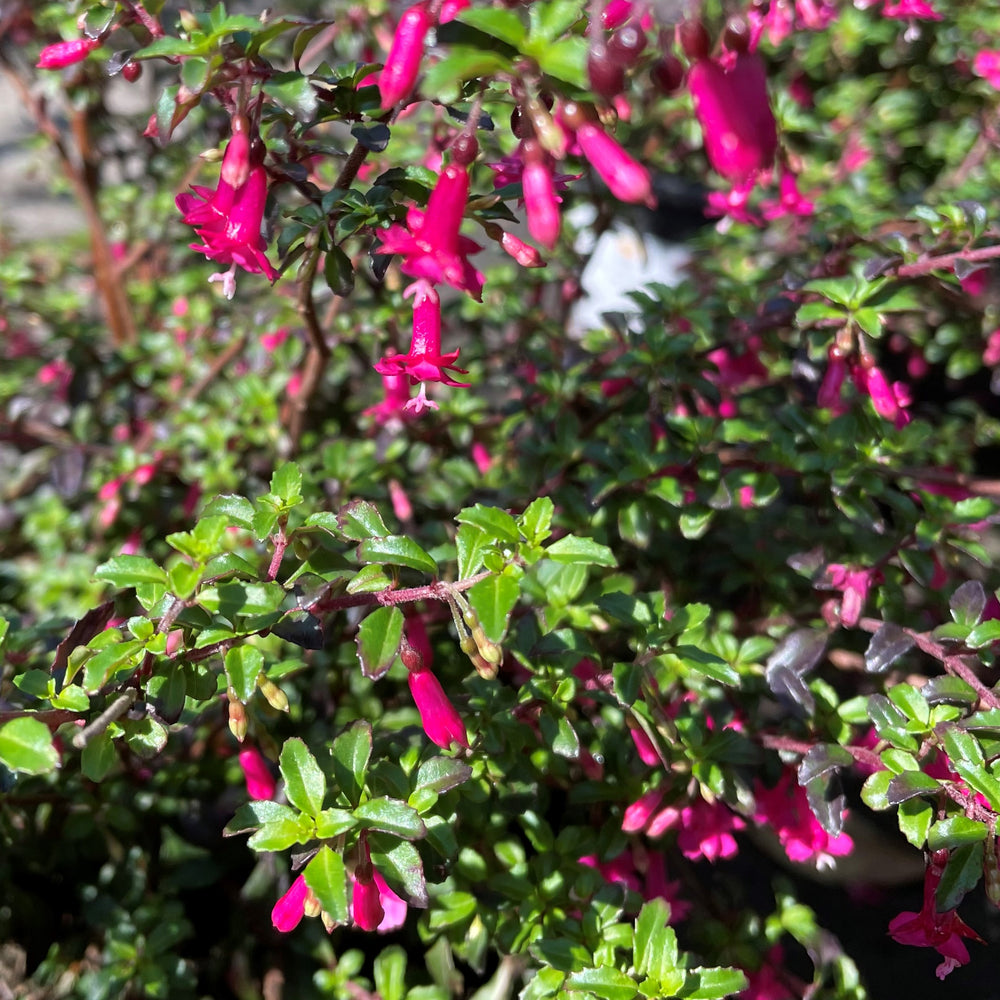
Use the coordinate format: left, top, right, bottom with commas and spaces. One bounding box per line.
72, 689, 138, 748
894, 241, 1000, 279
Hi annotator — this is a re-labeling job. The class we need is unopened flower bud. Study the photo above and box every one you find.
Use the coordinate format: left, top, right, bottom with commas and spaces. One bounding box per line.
607, 23, 647, 67
678, 18, 711, 61
588, 44, 626, 100
258, 673, 290, 712
303, 887, 322, 918
472, 626, 503, 666
228, 696, 248, 743
379, 3, 432, 110
178, 9, 200, 33
36, 37, 101, 70
471, 652, 498, 680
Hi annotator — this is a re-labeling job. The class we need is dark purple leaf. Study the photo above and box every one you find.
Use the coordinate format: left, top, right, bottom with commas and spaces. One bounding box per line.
950, 581, 985, 627
864, 622, 915, 674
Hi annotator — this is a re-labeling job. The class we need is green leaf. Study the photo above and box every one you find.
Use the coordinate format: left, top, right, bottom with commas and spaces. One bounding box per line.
950, 759, 1000, 811
121, 717, 168, 759
533, 35, 588, 89
565, 966, 637, 1000
315, 808, 358, 839
414, 756, 472, 794
456, 504, 520, 545
0, 717, 59, 775
248, 815, 316, 851
198, 582, 286, 617
332, 722, 371, 807
337, 500, 389, 540
358, 536, 438, 575
324, 245, 355, 296
675, 645, 739, 687
966, 619, 1000, 648
354, 797, 427, 839
304, 845, 349, 925
262, 72, 318, 121
280, 738, 327, 818
421, 48, 510, 104
355, 606, 404, 679
860, 770, 891, 811
457, 523, 490, 579
545, 535, 616, 567
677, 967, 749, 1000
936, 841, 984, 911
468, 574, 519, 643
454, 7, 527, 47
927, 814, 988, 851
886, 770, 940, 805
897, 797, 932, 849
81, 729, 116, 782
369, 835, 428, 906
225, 645, 264, 703
374, 945, 407, 1000
634, 899, 678, 987
271, 462, 304, 504
94, 555, 167, 589
520, 497, 554, 544
202, 494, 255, 529
224, 800, 298, 837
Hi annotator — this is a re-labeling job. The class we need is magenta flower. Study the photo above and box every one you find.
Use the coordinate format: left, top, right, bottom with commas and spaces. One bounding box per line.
374, 280, 470, 402
352, 843, 386, 932
649, 798, 744, 861
522, 158, 563, 249
689, 52, 778, 184
373, 872, 408, 931
363, 363, 415, 425
573, 122, 654, 206
36, 37, 100, 69
819, 563, 879, 628
888, 850, 983, 979
881, 0, 941, 19
851, 361, 911, 427
753, 771, 853, 867
378, 4, 432, 110
377, 164, 485, 299
817, 349, 849, 412
176, 131, 247, 232
405, 654, 469, 749
500, 231, 545, 268
974, 50, 1000, 89
760, 170, 816, 220
271, 874, 310, 932
629, 724, 659, 766
238, 747, 277, 801
622, 789, 665, 833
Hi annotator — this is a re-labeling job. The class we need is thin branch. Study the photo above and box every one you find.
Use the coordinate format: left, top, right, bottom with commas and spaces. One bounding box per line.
894, 241, 1000, 279
71, 689, 137, 749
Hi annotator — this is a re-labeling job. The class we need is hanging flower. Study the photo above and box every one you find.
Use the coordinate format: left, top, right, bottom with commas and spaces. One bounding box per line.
881, 0, 941, 20
238, 747, 277, 801
271, 875, 311, 932
378, 3, 432, 109
377, 164, 485, 299
374, 280, 470, 405
401, 637, 469, 749
352, 840, 385, 931
36, 37, 101, 70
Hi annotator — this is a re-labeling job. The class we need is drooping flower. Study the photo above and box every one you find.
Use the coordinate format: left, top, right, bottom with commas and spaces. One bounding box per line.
688, 51, 778, 185
818, 562, 880, 628
36, 37, 101, 69
753, 771, 853, 867
622, 789, 665, 833
573, 121, 654, 206
817, 348, 850, 412
352, 841, 386, 931
374, 280, 470, 400
239, 747, 277, 801
271, 875, 310, 932
377, 164, 485, 299
649, 798, 745, 861
401, 637, 469, 749
974, 50, 1000, 89
760, 170, 816, 220
888, 850, 983, 979
522, 157, 563, 249
851, 361, 911, 427
881, 0, 941, 20
378, 3, 432, 110
363, 362, 414, 425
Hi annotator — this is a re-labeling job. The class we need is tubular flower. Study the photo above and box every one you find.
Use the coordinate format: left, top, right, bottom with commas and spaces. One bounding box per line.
374, 280, 470, 396
688, 52, 778, 184
377, 164, 485, 298
522, 158, 563, 249
378, 3, 432, 110
36, 37, 101, 69
402, 639, 469, 749
574, 122, 655, 206
238, 747, 276, 801
889, 850, 983, 979
271, 875, 310, 932
352, 842, 386, 932
363, 362, 414, 425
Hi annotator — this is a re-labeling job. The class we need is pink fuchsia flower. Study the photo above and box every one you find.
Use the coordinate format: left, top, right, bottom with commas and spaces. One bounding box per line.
705, 180, 761, 226
36, 37, 100, 69
363, 362, 414, 425
819, 562, 880, 628
974, 50, 1000, 89
377, 164, 485, 299
851, 361, 911, 427
688, 52, 777, 185
239, 747, 277, 801
739, 947, 796, 1000
888, 849, 983, 979
753, 771, 853, 867
648, 799, 744, 861
374, 280, 470, 401
984, 329, 1000, 367
572, 120, 655, 206
271, 874, 311, 932
176, 128, 247, 231
622, 789, 665, 833
371, 872, 408, 931
748, 0, 836, 48
629, 723, 660, 766
352, 841, 385, 931
959, 266, 989, 297
378, 4, 432, 110
760, 170, 816, 220
401, 639, 469, 749
881, 0, 941, 19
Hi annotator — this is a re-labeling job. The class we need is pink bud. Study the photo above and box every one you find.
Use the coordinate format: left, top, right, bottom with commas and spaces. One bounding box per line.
353, 869, 386, 931
500, 231, 546, 268
522, 160, 562, 249
407, 665, 469, 749
575, 123, 654, 206
622, 789, 664, 832
379, 4, 432, 110
271, 875, 310, 932
36, 37, 100, 70
239, 748, 277, 801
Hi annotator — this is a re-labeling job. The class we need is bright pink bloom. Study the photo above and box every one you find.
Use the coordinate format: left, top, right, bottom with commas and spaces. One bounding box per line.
705, 180, 761, 225
820, 563, 879, 628
176, 132, 246, 231
851, 362, 911, 427
271, 874, 310, 932
622, 789, 665, 832
377, 164, 485, 299
689, 53, 778, 184
959, 267, 989, 297
374, 280, 470, 397
602, 0, 633, 29
260, 328, 290, 352
818, 351, 849, 411
761, 170, 816, 220
437, 0, 469, 22
239, 747, 277, 801
36, 37, 100, 69
739, 948, 795, 1000
985, 329, 1000, 367
352, 846, 385, 931
373, 872, 408, 930
471, 442, 493, 475
364, 362, 414, 425
407, 662, 469, 749
974, 50, 1000, 89
748, 0, 835, 48
500, 231, 545, 268
753, 771, 853, 866
888, 850, 982, 979
629, 724, 659, 766
379, 4, 432, 110
522, 160, 562, 249
881, 0, 941, 19
650, 799, 744, 861
574, 122, 654, 206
